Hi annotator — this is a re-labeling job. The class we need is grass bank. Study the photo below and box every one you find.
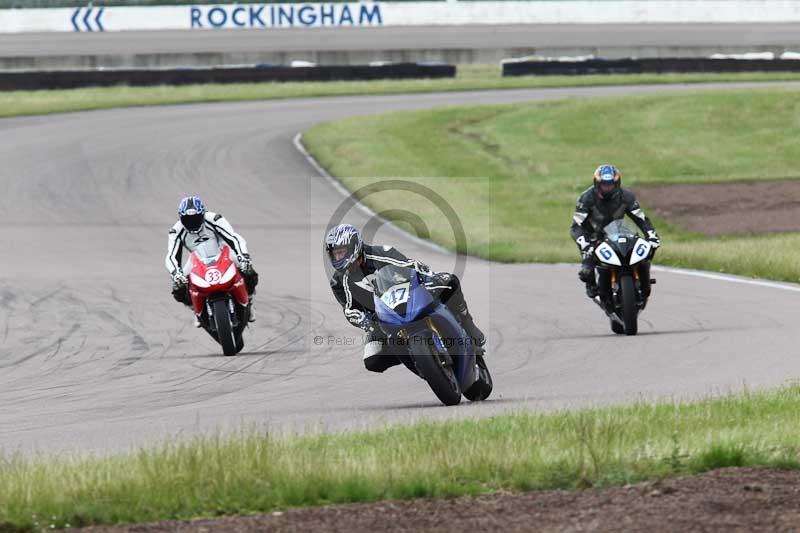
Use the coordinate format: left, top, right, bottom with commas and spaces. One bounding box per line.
1, 69, 800, 119
3, 387, 800, 531
304, 87, 800, 282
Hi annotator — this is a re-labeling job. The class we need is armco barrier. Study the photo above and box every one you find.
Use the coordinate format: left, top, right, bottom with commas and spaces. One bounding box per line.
502, 58, 800, 77
0, 62, 455, 90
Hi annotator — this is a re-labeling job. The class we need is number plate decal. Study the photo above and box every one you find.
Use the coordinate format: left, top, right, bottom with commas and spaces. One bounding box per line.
595, 243, 622, 266
630, 238, 652, 265
205, 269, 222, 284
380, 282, 411, 309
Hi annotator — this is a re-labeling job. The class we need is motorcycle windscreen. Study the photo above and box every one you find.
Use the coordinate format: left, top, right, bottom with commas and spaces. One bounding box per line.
194, 239, 224, 265
373, 264, 434, 326
603, 220, 638, 240
602, 220, 640, 262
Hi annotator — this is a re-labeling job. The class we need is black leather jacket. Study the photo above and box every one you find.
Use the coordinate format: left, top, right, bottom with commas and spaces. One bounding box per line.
570, 187, 659, 252
329, 243, 431, 329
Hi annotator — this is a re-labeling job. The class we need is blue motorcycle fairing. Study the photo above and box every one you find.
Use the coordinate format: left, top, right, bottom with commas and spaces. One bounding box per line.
373, 273, 477, 391
374, 270, 435, 326
425, 303, 477, 389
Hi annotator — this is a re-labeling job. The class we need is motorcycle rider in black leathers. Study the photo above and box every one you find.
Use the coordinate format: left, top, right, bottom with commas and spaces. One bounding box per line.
570, 165, 661, 303
166, 196, 259, 327
325, 223, 485, 374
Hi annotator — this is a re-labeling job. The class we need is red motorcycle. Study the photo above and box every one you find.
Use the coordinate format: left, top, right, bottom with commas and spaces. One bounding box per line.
187, 240, 250, 356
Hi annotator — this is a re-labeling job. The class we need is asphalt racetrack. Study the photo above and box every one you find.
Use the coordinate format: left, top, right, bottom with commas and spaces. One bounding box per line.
2, 82, 800, 455
1, 24, 798, 57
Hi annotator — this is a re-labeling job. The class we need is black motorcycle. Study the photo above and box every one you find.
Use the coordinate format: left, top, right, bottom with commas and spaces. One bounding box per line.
591, 220, 656, 336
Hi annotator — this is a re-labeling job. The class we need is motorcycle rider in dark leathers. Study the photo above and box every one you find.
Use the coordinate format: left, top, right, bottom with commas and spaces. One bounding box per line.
570, 165, 661, 305
325, 224, 485, 374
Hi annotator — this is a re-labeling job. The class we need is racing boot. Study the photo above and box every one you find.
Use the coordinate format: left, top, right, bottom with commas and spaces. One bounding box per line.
454, 303, 486, 347
579, 257, 598, 299
248, 300, 256, 323
585, 281, 599, 299
193, 314, 202, 328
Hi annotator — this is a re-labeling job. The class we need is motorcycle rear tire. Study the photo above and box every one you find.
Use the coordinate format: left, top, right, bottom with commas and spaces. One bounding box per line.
412, 338, 462, 406
212, 299, 238, 356
620, 275, 638, 336
463, 351, 493, 401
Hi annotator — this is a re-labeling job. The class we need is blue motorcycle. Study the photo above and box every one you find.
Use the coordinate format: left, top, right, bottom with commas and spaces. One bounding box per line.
372, 264, 492, 406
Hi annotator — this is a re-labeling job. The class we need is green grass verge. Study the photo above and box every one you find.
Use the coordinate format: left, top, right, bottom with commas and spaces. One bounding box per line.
2, 69, 800, 119
303, 87, 800, 282
3, 387, 800, 531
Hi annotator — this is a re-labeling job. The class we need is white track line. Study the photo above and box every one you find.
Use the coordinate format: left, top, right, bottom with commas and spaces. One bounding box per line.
294, 132, 450, 255
295, 133, 800, 294
653, 266, 800, 293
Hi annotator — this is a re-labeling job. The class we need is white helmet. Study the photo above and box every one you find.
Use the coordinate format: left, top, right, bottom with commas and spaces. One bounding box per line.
324, 224, 362, 272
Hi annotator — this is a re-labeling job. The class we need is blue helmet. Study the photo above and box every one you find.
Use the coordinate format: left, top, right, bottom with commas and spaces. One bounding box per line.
178, 196, 206, 233
325, 224, 363, 272
593, 164, 621, 200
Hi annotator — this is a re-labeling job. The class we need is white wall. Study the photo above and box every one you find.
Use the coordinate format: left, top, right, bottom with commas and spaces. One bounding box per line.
2, 1, 800, 33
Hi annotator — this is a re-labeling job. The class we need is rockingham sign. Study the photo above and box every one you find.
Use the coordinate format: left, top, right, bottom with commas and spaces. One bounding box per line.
189, 3, 382, 28
1, 1, 800, 33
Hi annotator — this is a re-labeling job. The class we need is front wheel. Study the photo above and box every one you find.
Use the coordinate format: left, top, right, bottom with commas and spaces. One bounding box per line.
412, 337, 462, 406
212, 299, 238, 356
620, 275, 638, 336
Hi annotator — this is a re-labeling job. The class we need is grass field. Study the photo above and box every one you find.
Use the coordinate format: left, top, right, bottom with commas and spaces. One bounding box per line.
303, 87, 800, 282
3, 386, 800, 531
1, 69, 800, 119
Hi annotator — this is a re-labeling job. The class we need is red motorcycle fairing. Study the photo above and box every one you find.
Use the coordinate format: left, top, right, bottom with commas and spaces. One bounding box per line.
187, 243, 249, 315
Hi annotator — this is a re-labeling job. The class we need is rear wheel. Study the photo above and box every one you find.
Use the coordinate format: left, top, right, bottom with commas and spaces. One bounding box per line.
412, 336, 462, 406
212, 299, 238, 356
463, 351, 493, 401
610, 319, 625, 335
234, 332, 245, 354
620, 275, 638, 336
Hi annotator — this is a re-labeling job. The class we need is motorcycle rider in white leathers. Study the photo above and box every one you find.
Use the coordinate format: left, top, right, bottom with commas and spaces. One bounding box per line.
165, 196, 258, 327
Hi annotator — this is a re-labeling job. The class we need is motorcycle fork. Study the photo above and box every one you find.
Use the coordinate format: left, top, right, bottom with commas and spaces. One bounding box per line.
610, 268, 619, 304
205, 297, 239, 330
426, 318, 446, 356
427, 317, 456, 367
628, 265, 646, 300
